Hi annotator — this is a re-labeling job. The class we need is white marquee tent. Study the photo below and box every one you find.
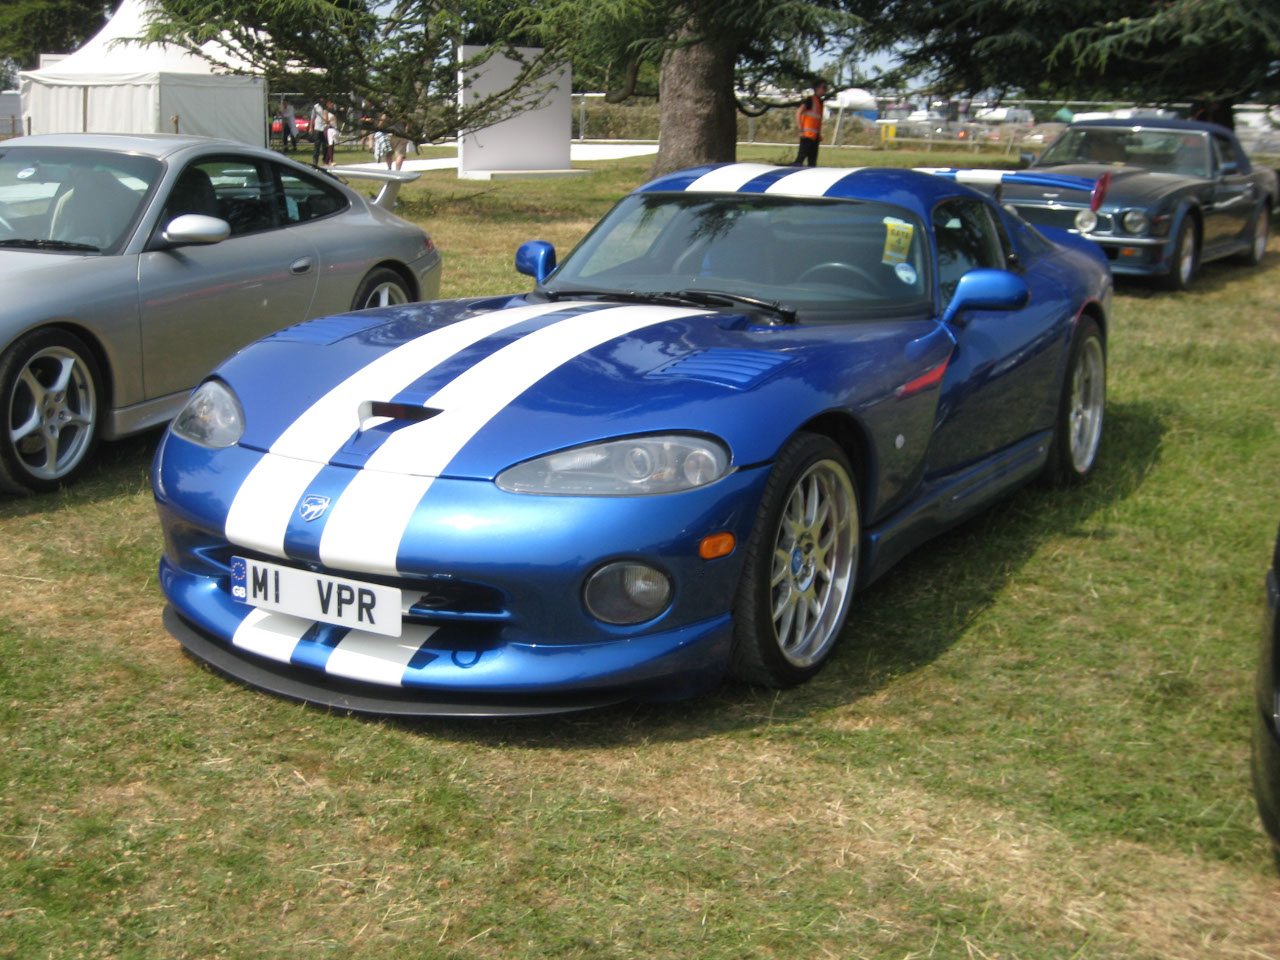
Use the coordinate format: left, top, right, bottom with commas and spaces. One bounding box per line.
18, 0, 266, 145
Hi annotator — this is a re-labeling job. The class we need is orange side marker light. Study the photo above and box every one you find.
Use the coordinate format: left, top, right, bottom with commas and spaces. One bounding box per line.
699, 532, 736, 560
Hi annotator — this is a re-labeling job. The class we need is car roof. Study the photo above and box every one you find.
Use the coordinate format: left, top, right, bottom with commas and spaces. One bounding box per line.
1066, 117, 1234, 137
636, 163, 980, 220
1, 132, 271, 160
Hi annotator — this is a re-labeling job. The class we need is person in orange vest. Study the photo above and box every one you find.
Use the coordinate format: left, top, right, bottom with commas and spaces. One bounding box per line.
792, 80, 828, 167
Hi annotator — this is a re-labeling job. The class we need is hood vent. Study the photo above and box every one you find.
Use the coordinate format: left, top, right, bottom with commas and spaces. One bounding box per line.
263, 314, 389, 345
648, 348, 793, 389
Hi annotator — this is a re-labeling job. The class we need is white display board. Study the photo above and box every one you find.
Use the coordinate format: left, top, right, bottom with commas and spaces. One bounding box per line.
457, 45, 572, 180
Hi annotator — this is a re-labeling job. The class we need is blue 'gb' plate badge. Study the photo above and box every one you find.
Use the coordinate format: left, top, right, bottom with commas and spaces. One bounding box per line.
230, 556, 249, 601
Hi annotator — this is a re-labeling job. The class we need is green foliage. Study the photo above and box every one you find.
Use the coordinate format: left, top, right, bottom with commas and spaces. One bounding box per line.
0, 0, 110, 69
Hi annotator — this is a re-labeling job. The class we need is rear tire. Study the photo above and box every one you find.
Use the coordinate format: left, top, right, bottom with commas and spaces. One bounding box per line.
351, 267, 411, 310
0, 328, 102, 494
1044, 317, 1105, 485
1238, 202, 1270, 266
731, 432, 859, 688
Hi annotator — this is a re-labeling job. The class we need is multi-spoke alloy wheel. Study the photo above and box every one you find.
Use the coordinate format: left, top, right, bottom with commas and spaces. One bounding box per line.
0, 329, 101, 493
352, 267, 411, 309
733, 433, 859, 687
1045, 317, 1106, 485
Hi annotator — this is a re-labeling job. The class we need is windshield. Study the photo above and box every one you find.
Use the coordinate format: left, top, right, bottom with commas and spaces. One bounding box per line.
0, 146, 163, 253
546, 193, 932, 319
1038, 126, 1211, 177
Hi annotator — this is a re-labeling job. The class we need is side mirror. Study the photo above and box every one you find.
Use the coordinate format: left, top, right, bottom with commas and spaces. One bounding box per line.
515, 240, 556, 284
162, 213, 230, 246
941, 268, 1031, 325
1018, 151, 1036, 169
1220, 160, 1240, 177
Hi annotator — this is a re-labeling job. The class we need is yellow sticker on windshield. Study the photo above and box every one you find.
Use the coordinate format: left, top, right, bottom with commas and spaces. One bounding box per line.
882, 219, 914, 265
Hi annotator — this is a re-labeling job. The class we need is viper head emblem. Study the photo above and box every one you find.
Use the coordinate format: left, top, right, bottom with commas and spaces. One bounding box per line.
299, 494, 331, 522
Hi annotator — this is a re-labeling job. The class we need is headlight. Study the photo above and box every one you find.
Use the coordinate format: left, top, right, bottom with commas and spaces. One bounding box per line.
171, 380, 244, 448
496, 434, 731, 496
1074, 209, 1098, 233
1121, 210, 1149, 234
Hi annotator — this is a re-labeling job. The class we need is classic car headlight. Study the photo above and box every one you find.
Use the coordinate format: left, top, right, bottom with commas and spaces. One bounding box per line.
171, 380, 244, 448
1121, 210, 1150, 234
496, 434, 730, 496
1074, 210, 1098, 233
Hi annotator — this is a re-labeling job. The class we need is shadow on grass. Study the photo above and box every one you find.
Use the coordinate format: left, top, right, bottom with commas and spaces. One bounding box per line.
0, 430, 162, 520
390, 397, 1166, 747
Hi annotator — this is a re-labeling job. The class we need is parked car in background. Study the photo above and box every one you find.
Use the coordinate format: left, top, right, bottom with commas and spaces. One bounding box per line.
1254, 526, 1280, 867
1004, 118, 1276, 289
0, 133, 441, 493
154, 163, 1111, 717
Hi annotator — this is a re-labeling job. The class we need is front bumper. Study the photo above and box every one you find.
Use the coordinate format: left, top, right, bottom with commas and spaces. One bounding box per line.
1010, 202, 1173, 277
155, 432, 767, 715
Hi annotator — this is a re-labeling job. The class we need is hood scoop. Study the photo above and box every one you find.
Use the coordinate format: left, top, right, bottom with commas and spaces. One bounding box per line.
648, 348, 794, 390
328, 400, 443, 468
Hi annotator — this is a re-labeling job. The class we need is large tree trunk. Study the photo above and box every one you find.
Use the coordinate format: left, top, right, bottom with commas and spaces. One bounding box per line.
648, 27, 737, 178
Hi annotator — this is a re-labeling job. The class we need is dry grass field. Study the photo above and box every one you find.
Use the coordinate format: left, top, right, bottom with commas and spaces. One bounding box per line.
1, 146, 1278, 959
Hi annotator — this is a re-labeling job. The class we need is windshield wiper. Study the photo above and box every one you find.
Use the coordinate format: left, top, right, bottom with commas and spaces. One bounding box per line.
545, 287, 796, 324
0, 238, 100, 252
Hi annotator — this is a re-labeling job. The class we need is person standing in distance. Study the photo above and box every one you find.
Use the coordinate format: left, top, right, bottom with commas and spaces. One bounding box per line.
792, 80, 828, 167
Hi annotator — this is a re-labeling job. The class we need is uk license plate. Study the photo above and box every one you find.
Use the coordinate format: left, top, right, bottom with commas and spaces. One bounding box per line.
229, 556, 402, 638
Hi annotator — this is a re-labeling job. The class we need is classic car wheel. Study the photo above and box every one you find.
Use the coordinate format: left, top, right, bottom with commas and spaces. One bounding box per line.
1239, 204, 1270, 266
732, 432, 859, 687
0, 329, 102, 494
1045, 317, 1105, 485
1164, 218, 1199, 290
352, 268, 411, 310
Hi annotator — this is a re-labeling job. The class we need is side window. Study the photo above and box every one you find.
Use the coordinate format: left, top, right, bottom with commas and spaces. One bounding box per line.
1212, 133, 1246, 172
277, 166, 349, 224
164, 158, 277, 236
933, 198, 1005, 303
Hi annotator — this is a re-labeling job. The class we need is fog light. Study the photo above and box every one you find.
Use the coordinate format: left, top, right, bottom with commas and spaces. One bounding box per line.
584, 562, 672, 625
1074, 209, 1098, 233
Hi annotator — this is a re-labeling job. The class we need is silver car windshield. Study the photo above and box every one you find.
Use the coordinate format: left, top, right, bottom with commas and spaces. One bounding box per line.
546, 193, 932, 318
0, 147, 162, 253
1038, 127, 1211, 177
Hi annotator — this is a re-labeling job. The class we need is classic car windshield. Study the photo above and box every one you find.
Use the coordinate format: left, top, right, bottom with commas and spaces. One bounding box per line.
1038, 127, 1211, 177
0, 146, 162, 253
546, 193, 932, 317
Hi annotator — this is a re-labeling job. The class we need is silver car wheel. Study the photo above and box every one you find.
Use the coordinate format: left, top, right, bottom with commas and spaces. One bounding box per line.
1252, 210, 1269, 263
1177, 226, 1197, 287
769, 458, 858, 669
361, 280, 410, 308
7, 341, 97, 484
1068, 335, 1105, 474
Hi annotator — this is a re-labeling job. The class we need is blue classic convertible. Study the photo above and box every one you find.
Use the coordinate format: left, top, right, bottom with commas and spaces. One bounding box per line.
154, 163, 1112, 715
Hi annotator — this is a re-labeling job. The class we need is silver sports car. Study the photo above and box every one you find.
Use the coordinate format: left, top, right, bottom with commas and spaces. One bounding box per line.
0, 133, 442, 493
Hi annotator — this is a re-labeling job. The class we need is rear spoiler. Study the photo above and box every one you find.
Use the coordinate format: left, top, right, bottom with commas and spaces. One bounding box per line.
325, 166, 421, 209
916, 168, 1112, 211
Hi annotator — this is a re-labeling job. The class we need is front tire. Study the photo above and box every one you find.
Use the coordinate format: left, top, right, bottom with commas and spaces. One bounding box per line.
351, 267, 411, 310
731, 433, 859, 687
0, 328, 102, 494
1163, 217, 1199, 291
1044, 317, 1105, 485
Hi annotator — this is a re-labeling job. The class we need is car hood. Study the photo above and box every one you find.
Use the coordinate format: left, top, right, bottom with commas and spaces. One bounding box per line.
1011, 164, 1188, 207
214, 295, 938, 480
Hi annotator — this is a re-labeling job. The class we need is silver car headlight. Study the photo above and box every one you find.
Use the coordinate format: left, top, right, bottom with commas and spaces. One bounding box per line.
171, 380, 244, 448
1074, 209, 1098, 233
1121, 210, 1149, 234
496, 434, 731, 496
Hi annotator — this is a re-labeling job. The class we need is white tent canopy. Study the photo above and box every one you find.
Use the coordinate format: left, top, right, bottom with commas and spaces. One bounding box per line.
18, 0, 266, 145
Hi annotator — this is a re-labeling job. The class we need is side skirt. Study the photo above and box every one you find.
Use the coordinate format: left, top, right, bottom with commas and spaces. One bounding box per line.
858, 430, 1052, 588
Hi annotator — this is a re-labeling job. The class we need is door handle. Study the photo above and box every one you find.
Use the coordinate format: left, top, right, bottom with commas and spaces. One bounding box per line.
290, 257, 314, 275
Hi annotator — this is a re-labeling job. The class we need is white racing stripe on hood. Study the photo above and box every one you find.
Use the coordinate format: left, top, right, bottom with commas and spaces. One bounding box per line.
224, 300, 584, 557
318, 303, 706, 574
683, 164, 779, 193
764, 166, 864, 197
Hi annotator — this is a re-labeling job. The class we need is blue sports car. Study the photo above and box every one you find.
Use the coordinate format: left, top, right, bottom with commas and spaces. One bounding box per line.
153, 163, 1112, 716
